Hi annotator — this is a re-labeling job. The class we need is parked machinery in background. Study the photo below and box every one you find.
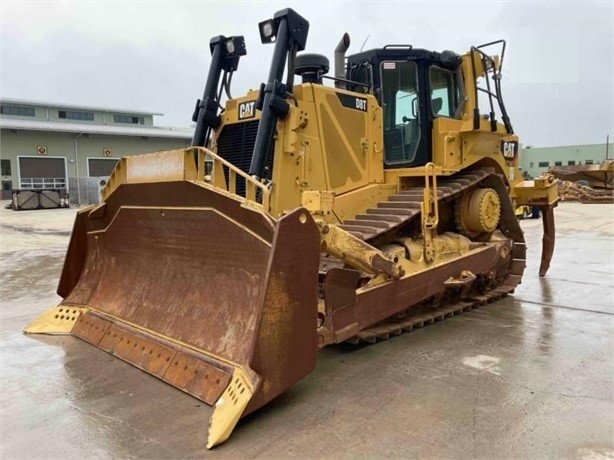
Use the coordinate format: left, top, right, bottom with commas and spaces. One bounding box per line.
9, 189, 70, 211
549, 160, 614, 203
515, 205, 541, 219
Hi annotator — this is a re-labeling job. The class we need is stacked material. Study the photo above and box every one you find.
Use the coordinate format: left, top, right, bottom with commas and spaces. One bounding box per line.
558, 180, 614, 203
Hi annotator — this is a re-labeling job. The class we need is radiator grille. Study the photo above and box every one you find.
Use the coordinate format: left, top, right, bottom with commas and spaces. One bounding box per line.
215, 120, 273, 197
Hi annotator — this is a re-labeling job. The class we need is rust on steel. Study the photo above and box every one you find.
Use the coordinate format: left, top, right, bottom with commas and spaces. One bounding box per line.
52, 179, 322, 427
538, 204, 556, 277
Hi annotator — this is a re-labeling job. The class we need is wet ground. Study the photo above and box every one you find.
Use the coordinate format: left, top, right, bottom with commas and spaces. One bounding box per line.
0, 202, 612, 458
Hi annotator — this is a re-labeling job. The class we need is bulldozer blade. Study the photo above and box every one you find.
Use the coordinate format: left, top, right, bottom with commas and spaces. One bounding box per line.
538, 204, 556, 277
24, 180, 321, 448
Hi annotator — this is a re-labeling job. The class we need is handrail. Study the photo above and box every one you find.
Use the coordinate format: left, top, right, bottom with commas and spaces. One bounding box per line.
421, 162, 439, 264
193, 146, 271, 211
469, 40, 514, 134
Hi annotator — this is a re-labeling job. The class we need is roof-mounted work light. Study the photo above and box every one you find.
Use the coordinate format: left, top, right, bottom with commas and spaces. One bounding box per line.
224, 36, 246, 57
209, 35, 246, 72
257, 9, 308, 49
258, 18, 278, 43
225, 38, 235, 54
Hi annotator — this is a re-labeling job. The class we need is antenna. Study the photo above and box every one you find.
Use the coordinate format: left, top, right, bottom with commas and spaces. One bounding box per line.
360, 34, 370, 52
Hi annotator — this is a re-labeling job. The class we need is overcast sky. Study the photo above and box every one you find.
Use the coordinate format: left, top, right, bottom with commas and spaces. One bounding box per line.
1, 1, 612, 147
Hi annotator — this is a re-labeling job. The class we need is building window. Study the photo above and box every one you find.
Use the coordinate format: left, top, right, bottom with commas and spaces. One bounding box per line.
554, 161, 562, 166
0, 105, 35, 116
538, 161, 549, 167
59, 110, 94, 121
585, 159, 594, 165
568, 160, 575, 165
1, 159, 11, 175
114, 114, 144, 124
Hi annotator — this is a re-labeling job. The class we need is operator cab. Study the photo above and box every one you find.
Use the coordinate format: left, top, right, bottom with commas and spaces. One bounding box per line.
346, 46, 463, 168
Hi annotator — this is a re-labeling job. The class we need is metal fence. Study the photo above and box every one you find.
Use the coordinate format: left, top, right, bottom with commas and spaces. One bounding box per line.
68, 177, 108, 205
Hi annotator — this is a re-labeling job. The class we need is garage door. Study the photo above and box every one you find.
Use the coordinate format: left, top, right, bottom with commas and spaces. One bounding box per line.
88, 158, 119, 177
18, 157, 67, 189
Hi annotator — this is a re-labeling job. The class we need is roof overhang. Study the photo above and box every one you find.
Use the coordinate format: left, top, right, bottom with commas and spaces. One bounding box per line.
0, 97, 163, 117
0, 117, 193, 140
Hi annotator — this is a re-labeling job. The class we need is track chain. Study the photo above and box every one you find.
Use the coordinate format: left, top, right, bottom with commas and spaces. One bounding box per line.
339, 166, 526, 344
345, 281, 518, 344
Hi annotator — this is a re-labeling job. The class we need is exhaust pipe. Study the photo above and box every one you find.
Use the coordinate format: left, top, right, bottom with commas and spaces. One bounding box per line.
334, 33, 350, 89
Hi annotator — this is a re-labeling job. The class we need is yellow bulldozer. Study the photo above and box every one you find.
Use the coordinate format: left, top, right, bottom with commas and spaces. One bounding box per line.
25, 8, 559, 448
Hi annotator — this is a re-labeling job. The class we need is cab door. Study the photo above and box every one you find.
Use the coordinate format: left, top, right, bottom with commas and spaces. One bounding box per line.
380, 60, 428, 168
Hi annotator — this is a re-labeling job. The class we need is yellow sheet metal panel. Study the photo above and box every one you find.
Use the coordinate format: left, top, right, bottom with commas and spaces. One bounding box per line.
514, 175, 560, 206
125, 149, 199, 183
23, 305, 87, 334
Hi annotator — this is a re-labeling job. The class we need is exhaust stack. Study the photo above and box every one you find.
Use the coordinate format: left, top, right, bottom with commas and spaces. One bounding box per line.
334, 33, 350, 89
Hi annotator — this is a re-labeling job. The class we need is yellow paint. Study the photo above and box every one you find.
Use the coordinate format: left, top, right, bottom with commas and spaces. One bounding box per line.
207, 368, 254, 449
101, 47, 556, 223
102, 149, 204, 200
23, 305, 87, 334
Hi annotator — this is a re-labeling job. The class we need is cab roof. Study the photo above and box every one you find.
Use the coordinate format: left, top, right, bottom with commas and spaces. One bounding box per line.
347, 46, 462, 70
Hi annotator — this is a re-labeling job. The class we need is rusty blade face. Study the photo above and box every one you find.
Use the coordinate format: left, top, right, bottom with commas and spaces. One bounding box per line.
27, 180, 322, 448
65, 181, 276, 367
67, 204, 272, 366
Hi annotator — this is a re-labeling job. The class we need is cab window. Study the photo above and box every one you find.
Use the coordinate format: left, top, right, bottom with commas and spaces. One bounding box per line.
430, 66, 459, 118
381, 61, 420, 165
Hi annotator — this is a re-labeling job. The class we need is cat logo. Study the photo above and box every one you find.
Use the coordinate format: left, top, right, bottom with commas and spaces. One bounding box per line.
37, 145, 47, 155
238, 101, 256, 120
501, 140, 519, 160
103, 148, 112, 157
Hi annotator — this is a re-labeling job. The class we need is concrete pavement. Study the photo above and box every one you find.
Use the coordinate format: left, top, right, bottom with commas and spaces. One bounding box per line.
1, 202, 612, 458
